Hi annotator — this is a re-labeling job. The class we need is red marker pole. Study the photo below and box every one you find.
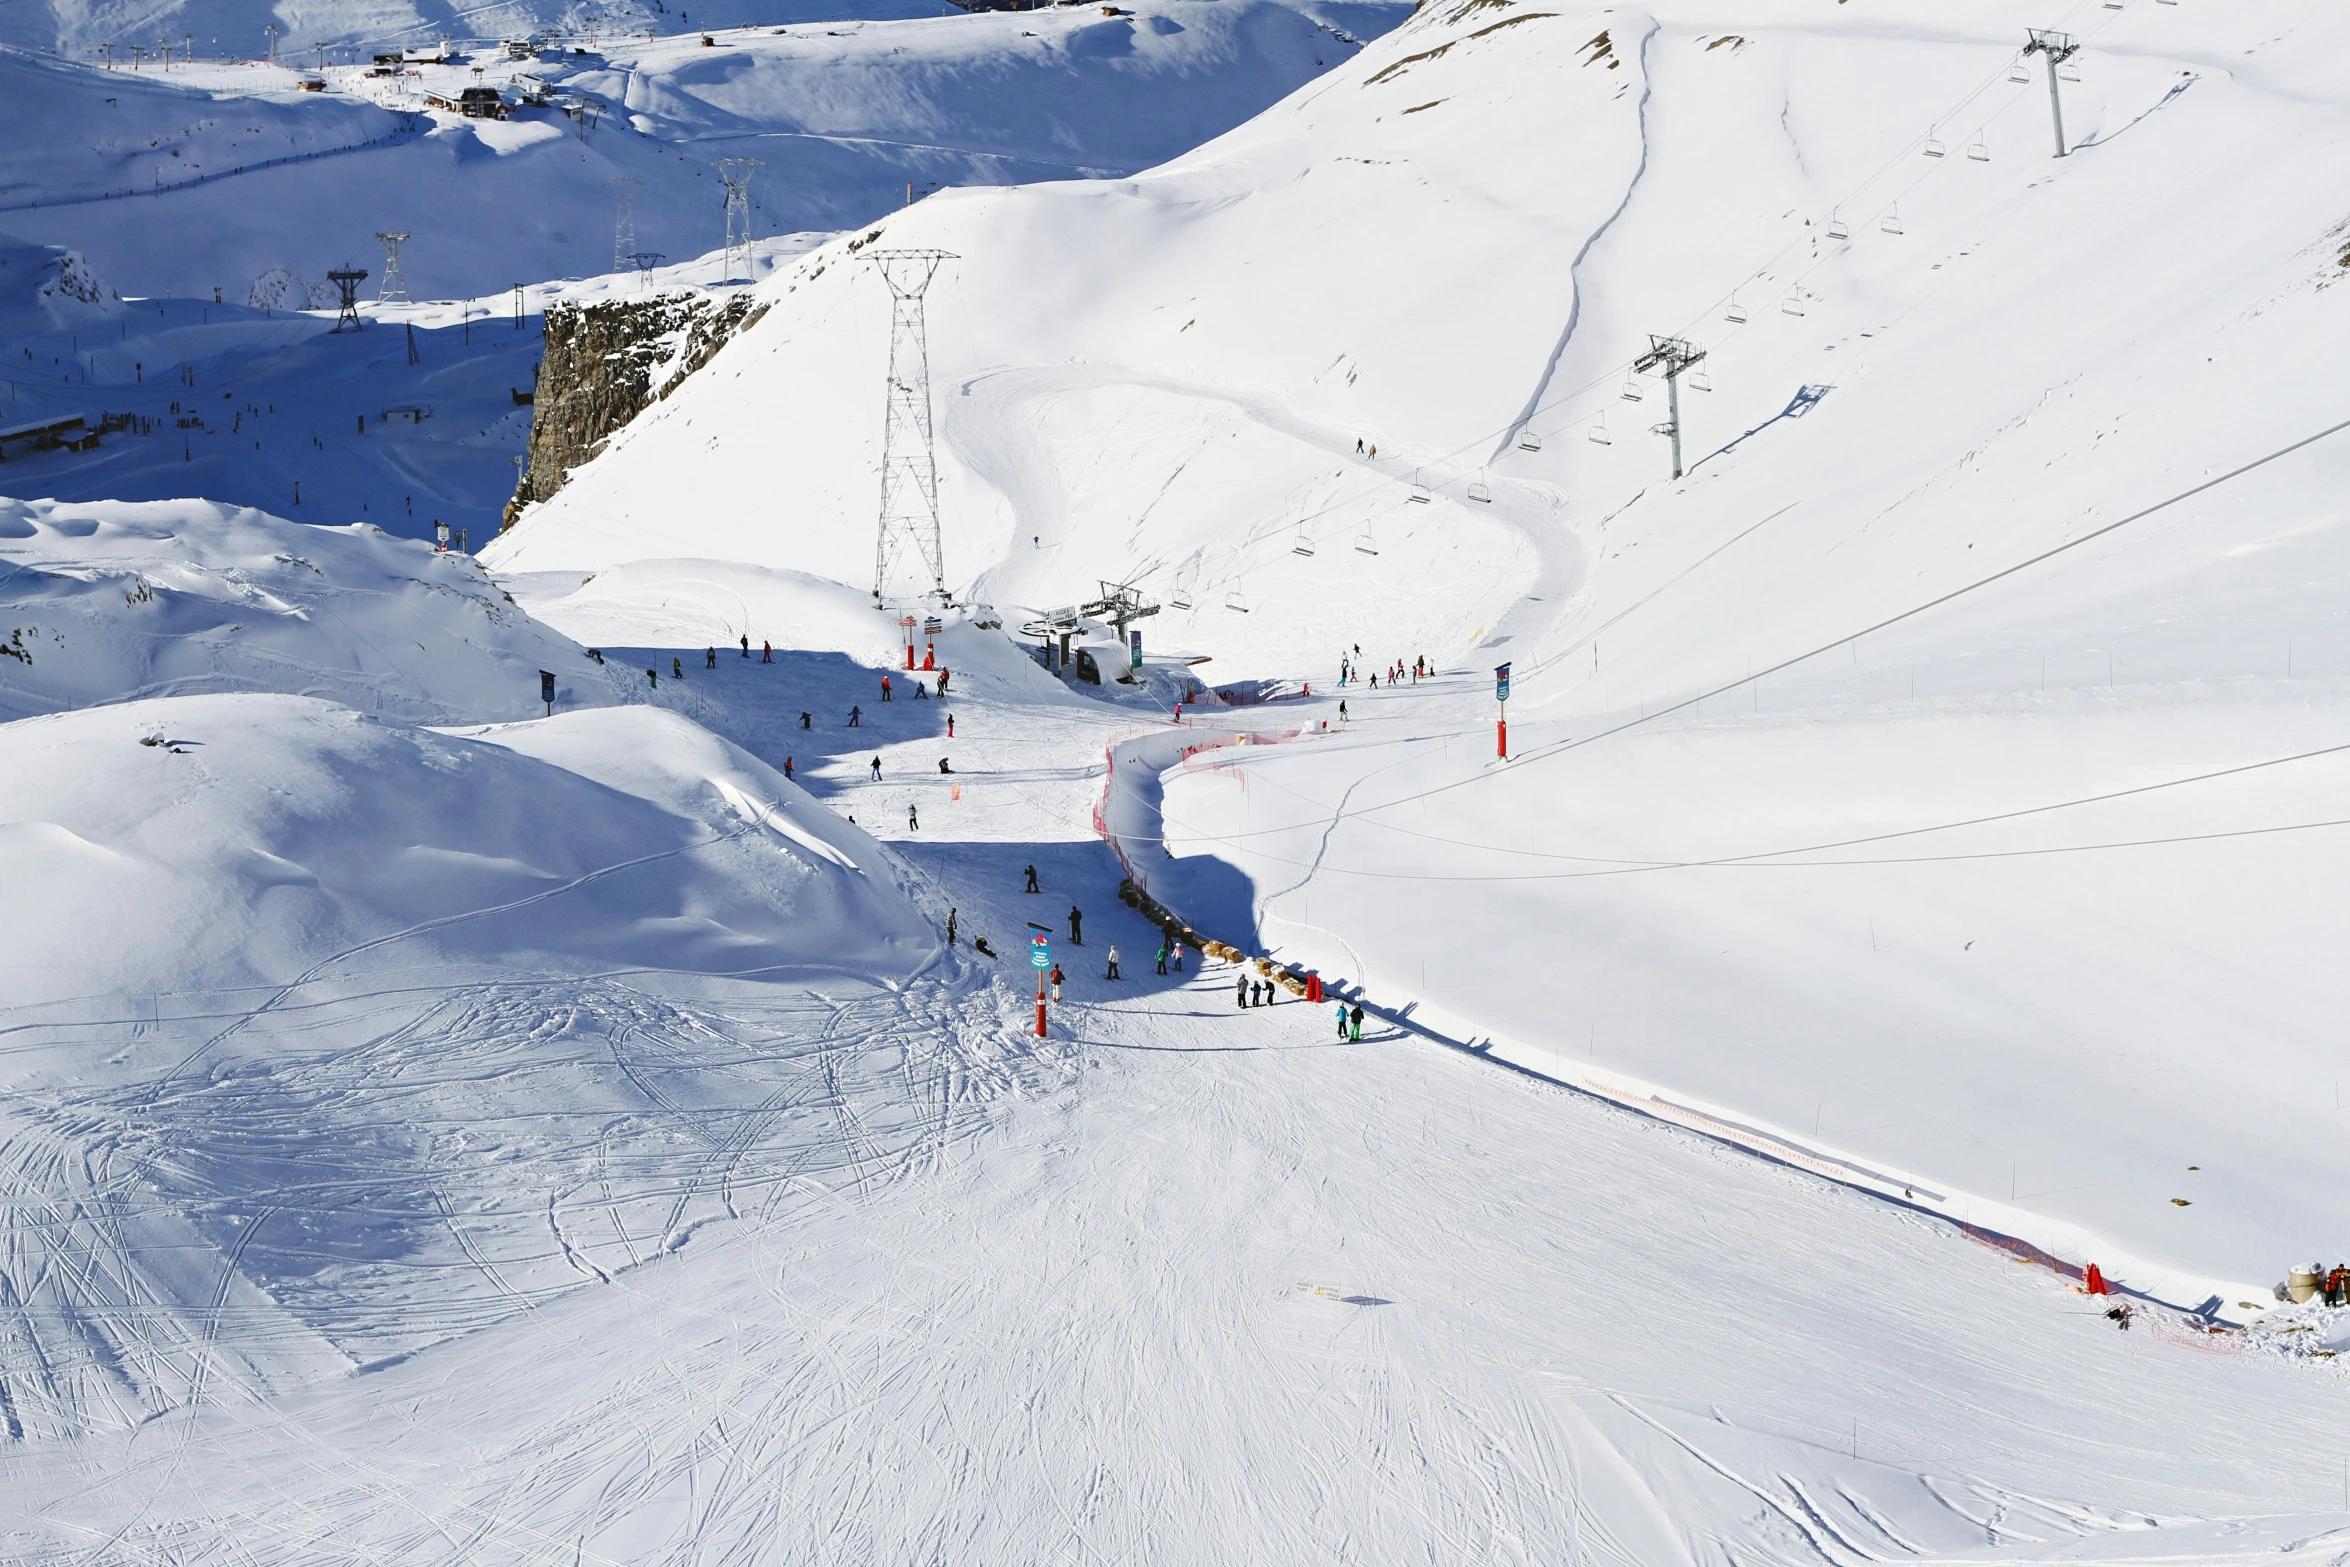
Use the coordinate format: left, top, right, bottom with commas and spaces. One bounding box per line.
1036, 969, 1048, 1036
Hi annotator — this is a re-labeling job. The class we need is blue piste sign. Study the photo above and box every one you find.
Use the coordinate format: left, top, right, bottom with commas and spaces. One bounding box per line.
1495, 663, 1511, 702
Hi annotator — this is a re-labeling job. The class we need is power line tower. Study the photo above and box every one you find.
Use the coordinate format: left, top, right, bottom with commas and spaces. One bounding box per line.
628, 251, 665, 292
606, 176, 641, 274
264, 22, 279, 63
713, 158, 762, 282
869, 250, 956, 604
374, 232, 411, 302
326, 266, 369, 333
1632, 333, 1707, 480
2022, 30, 2080, 157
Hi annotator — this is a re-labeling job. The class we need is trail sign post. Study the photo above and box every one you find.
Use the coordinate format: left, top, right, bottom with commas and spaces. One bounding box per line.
1029, 926, 1052, 1036
539, 669, 555, 716
1495, 662, 1511, 759
1129, 629, 1143, 671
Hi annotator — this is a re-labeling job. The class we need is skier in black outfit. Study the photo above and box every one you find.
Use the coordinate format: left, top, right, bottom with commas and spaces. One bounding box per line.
1067, 906, 1083, 945
705, 647, 716, 669
1024, 864, 1040, 893
740, 635, 751, 658
800, 712, 812, 730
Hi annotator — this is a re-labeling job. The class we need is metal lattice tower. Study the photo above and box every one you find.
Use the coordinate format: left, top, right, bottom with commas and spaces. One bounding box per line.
629, 251, 665, 293
869, 250, 956, 604
374, 232, 411, 303
264, 23, 279, 63
606, 177, 641, 275
713, 158, 762, 282
2022, 29, 2080, 158
326, 266, 369, 333
1632, 333, 1707, 480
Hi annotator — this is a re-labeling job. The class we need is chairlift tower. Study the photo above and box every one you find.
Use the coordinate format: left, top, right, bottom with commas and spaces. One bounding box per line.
264, 23, 279, 63
606, 176, 641, 274
374, 232, 411, 303
713, 158, 762, 283
868, 250, 956, 604
326, 266, 369, 332
2023, 29, 2080, 157
1632, 333, 1707, 480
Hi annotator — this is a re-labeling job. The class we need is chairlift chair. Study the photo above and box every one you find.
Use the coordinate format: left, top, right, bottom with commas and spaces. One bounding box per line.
1620, 372, 1644, 403
1225, 587, 1250, 613
1292, 528, 1316, 558
1826, 212, 1849, 240
1587, 414, 1612, 446
2058, 60, 2079, 81
1726, 295, 1749, 325
1466, 480, 1493, 504
1881, 204, 1904, 235
1170, 588, 1192, 610
1408, 479, 1432, 504
1688, 370, 1712, 393
2008, 58, 2031, 82
1517, 429, 1543, 453
1966, 133, 1990, 162
1923, 127, 1946, 158
1353, 530, 1379, 556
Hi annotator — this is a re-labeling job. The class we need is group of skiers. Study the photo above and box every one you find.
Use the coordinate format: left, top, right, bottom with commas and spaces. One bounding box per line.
1338, 645, 1437, 690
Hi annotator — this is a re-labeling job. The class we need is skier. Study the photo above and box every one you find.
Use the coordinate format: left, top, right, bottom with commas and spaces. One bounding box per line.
938, 758, 953, 774
974, 936, 997, 958
647, 668, 659, 689
1235, 973, 1250, 1009
800, 711, 812, 730
1334, 999, 1349, 1038
1257, 979, 1272, 1007
1050, 964, 1064, 1003
1171, 940, 1184, 972
672, 657, 683, 680
1024, 864, 1040, 894
881, 675, 892, 702
869, 756, 882, 781
1154, 943, 1169, 976
783, 758, 794, 781
848, 705, 862, 727
947, 713, 955, 739
937, 668, 951, 695
1067, 906, 1083, 945
913, 681, 928, 700
1339, 700, 1348, 724
1348, 1004, 1364, 1041
908, 802, 919, 831
1105, 945, 1121, 980
762, 641, 773, 663
705, 647, 716, 669
740, 634, 750, 658
946, 908, 957, 945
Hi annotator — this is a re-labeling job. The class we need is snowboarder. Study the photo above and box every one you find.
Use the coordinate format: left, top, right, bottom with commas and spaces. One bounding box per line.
881, 675, 893, 701
869, 756, 882, 781
1050, 964, 1064, 1003
908, 802, 919, 831
1106, 946, 1121, 980
974, 936, 997, 958
1024, 864, 1040, 894
1348, 1004, 1364, 1041
946, 908, 957, 945
938, 757, 953, 774
848, 705, 862, 727
1154, 944, 1169, 975
740, 634, 750, 658
705, 647, 716, 669
1236, 973, 1250, 1009
1067, 906, 1083, 945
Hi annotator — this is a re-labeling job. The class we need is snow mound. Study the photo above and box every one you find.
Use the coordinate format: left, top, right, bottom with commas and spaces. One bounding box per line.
0, 495, 624, 723
0, 692, 930, 1019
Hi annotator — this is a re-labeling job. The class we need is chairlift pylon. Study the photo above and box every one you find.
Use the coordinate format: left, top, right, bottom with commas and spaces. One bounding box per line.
1726, 295, 1749, 325
1880, 204, 1904, 236
1517, 428, 1543, 453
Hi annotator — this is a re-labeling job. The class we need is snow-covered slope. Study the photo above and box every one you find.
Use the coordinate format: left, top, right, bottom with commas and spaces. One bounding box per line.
492, 0, 2350, 1295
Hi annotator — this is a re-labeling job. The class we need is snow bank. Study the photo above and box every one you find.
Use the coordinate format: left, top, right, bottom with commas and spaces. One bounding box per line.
0, 495, 624, 723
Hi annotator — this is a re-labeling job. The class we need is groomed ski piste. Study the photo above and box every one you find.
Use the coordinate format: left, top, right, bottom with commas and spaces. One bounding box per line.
8, 0, 2350, 1559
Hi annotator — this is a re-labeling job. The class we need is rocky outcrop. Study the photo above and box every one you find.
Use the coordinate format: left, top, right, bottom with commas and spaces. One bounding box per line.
505, 291, 768, 525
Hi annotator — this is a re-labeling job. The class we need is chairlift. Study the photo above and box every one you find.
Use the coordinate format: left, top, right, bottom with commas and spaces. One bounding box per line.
1517, 428, 1543, 453
1880, 204, 1904, 236
1923, 127, 1946, 158
1408, 475, 1432, 503
1725, 295, 1749, 325
1225, 587, 1250, 613
1966, 133, 1990, 162
2101, 0, 2122, 9
1291, 527, 1316, 558
1587, 414, 1612, 446
1620, 372, 1644, 403
1688, 370, 1712, 393
1466, 480, 1493, 504
1826, 211, 1849, 241
1353, 529, 1379, 556
1780, 293, 1806, 317
2058, 60, 2079, 81
1170, 588, 1192, 610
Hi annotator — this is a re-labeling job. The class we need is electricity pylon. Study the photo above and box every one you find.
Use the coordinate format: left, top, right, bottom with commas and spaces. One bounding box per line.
869, 250, 956, 604
714, 158, 762, 283
606, 177, 641, 275
375, 232, 411, 303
